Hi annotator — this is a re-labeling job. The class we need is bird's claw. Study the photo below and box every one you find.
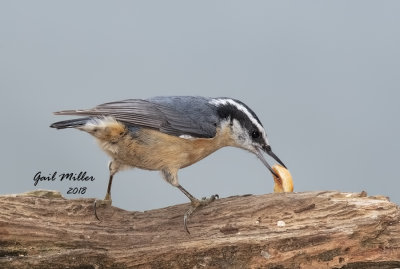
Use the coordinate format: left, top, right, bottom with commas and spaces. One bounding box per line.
184, 194, 219, 234
93, 198, 112, 221
201, 194, 219, 201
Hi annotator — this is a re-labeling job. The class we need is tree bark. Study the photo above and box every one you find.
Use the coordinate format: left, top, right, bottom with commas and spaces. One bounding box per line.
0, 190, 399, 269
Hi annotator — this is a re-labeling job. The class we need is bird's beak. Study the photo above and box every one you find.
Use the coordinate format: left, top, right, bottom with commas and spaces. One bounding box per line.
254, 145, 287, 178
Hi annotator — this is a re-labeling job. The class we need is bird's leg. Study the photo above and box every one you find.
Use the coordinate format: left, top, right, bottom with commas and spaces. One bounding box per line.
94, 161, 118, 220
177, 184, 219, 234
161, 168, 218, 233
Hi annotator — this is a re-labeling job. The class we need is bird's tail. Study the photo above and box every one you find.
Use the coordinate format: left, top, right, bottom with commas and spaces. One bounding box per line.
50, 117, 92, 129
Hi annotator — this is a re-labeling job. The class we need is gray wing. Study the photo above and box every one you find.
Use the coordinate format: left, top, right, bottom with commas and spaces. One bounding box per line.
54, 96, 218, 138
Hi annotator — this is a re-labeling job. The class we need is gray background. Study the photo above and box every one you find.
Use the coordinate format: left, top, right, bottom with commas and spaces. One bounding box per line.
1, 1, 399, 211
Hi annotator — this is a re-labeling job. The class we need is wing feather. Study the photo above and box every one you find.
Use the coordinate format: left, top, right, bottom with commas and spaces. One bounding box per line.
54, 97, 217, 138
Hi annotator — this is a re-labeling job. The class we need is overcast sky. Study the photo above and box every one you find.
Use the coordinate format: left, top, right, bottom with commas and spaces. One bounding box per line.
1, 1, 399, 211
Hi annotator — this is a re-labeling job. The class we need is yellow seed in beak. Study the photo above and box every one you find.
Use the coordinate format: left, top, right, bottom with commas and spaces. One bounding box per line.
272, 164, 294, 193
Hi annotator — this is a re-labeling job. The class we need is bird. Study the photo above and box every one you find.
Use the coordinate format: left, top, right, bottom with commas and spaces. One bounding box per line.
50, 96, 287, 233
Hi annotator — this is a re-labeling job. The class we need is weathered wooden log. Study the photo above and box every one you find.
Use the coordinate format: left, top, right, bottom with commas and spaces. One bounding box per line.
0, 190, 399, 269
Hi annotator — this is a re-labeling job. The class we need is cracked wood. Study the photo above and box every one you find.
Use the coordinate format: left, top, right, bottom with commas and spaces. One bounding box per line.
0, 190, 399, 268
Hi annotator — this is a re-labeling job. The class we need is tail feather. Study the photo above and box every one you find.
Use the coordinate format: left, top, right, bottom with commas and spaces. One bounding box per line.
53, 110, 93, 116
50, 117, 92, 129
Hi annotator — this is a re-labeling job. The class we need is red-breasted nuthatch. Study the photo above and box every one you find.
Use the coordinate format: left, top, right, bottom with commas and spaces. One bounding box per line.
51, 96, 286, 233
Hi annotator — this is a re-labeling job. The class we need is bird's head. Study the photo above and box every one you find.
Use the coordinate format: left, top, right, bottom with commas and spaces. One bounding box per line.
210, 98, 286, 178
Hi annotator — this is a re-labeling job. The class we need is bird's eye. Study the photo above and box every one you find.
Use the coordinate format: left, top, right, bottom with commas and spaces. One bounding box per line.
251, 130, 260, 139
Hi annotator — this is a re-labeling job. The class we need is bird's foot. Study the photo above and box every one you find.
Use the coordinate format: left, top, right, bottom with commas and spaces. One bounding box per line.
184, 194, 219, 234
93, 197, 112, 221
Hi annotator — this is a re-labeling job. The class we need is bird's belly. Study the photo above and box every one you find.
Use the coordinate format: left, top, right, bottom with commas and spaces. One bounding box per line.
98, 128, 222, 171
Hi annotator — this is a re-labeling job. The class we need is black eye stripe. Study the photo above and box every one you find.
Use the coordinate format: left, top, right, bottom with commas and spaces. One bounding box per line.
251, 130, 260, 139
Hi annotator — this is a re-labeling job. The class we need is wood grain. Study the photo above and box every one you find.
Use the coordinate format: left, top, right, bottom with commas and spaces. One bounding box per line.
0, 190, 399, 268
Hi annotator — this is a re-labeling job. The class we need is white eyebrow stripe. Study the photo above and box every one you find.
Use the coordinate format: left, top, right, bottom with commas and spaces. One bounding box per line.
209, 98, 268, 144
